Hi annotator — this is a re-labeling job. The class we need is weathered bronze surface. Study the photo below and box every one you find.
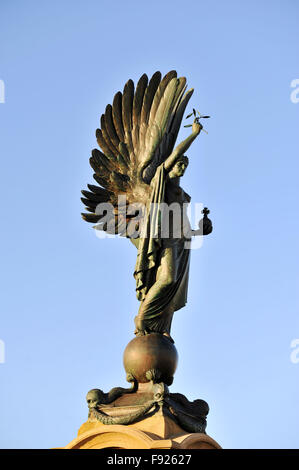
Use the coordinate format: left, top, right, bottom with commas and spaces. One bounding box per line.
81, 70, 212, 339
123, 333, 178, 385
81, 71, 213, 438
86, 381, 209, 434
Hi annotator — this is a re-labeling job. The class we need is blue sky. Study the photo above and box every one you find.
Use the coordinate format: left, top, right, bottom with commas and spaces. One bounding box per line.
0, 0, 298, 449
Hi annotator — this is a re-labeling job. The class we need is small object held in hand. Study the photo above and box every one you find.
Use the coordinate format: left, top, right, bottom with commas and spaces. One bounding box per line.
198, 207, 213, 235
202, 207, 210, 217
184, 108, 210, 132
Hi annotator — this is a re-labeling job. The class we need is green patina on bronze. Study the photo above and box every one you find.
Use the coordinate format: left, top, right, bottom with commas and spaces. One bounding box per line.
81, 71, 213, 432
81, 70, 212, 340
86, 381, 209, 433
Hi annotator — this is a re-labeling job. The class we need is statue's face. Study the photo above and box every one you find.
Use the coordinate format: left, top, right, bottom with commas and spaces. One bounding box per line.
169, 158, 189, 178
86, 389, 102, 409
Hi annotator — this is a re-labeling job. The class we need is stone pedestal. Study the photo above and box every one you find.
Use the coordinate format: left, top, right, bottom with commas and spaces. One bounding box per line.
64, 409, 221, 449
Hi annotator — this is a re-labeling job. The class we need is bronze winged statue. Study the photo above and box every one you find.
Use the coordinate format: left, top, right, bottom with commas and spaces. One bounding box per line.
81, 70, 212, 342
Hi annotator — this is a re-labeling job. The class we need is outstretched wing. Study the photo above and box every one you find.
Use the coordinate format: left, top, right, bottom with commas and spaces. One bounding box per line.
81, 70, 193, 236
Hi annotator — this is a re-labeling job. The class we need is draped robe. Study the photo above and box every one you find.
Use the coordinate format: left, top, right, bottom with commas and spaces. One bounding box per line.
133, 164, 191, 333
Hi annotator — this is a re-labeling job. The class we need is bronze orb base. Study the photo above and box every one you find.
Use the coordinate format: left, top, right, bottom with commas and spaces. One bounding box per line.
123, 333, 178, 386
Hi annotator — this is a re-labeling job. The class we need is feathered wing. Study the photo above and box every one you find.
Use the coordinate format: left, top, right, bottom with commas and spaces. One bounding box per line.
81, 70, 194, 236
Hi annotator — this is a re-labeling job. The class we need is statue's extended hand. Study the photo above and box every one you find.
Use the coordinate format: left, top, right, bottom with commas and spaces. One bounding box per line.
196, 217, 213, 236
194, 208, 213, 236
192, 119, 203, 135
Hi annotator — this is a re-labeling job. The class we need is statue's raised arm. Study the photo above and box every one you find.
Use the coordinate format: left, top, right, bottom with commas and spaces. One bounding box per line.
164, 120, 202, 172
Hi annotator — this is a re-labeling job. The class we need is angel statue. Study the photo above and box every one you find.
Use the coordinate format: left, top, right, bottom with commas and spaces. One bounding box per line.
81, 70, 212, 342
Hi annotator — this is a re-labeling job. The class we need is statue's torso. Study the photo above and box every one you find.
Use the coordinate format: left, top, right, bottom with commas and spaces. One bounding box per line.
163, 181, 191, 243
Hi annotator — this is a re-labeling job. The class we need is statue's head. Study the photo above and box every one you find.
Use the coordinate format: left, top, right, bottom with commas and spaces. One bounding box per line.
169, 155, 189, 178
86, 389, 104, 409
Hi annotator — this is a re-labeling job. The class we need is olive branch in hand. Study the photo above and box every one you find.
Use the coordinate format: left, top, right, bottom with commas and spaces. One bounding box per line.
184, 108, 210, 134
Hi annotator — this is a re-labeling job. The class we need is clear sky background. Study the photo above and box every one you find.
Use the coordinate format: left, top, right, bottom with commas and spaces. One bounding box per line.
0, 0, 298, 449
